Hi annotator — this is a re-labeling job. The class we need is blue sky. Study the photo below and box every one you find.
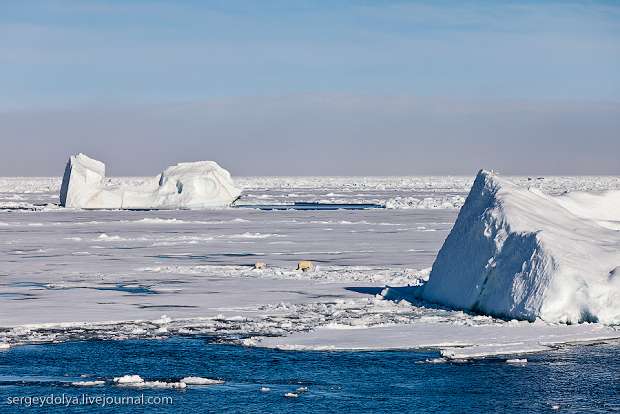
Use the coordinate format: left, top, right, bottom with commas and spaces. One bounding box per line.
0, 1, 619, 175
3, 0, 619, 106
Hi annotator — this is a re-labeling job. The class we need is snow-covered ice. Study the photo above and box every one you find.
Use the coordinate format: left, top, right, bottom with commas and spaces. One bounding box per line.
506, 358, 528, 364
113, 374, 144, 384
112, 374, 187, 388
252, 318, 619, 359
6, 174, 620, 212
71, 380, 105, 386
385, 170, 620, 324
180, 376, 224, 385
1, 174, 619, 359
60, 153, 241, 209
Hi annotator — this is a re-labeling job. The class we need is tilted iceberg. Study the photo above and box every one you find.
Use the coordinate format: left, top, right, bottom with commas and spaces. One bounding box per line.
60, 153, 241, 209
386, 170, 620, 324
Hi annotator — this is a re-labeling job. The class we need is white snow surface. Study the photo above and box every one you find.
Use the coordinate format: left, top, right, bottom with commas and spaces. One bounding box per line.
113, 375, 186, 389
71, 380, 105, 386
180, 376, 224, 385
6, 174, 620, 212
555, 190, 620, 230
59, 153, 241, 209
113, 375, 144, 384
253, 320, 618, 359
1, 174, 619, 358
386, 170, 620, 324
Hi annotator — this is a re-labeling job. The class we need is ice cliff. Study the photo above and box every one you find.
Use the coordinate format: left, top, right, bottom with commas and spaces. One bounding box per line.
60, 153, 241, 209
386, 170, 620, 324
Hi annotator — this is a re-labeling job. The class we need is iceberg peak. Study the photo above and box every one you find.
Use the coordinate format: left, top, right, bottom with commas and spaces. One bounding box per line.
390, 169, 620, 324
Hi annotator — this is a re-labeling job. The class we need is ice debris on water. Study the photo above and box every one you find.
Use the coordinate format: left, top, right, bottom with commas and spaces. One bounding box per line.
113, 375, 144, 384
180, 377, 224, 385
71, 380, 105, 387
112, 374, 221, 388
506, 359, 528, 365
424, 358, 447, 364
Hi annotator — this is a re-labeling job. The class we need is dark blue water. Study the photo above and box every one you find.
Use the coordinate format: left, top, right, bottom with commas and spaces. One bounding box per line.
0, 338, 618, 413
233, 202, 385, 210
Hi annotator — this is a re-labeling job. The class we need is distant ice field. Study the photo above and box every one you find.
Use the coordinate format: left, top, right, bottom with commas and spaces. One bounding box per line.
3, 175, 620, 210
1, 176, 619, 358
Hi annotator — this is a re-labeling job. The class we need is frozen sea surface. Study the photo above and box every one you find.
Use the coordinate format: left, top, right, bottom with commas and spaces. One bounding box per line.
1, 176, 619, 358
3, 175, 620, 210
0, 337, 619, 413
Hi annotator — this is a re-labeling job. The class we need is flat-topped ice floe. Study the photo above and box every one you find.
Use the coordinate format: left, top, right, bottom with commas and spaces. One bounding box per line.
59, 153, 241, 209
252, 320, 620, 358
385, 170, 620, 325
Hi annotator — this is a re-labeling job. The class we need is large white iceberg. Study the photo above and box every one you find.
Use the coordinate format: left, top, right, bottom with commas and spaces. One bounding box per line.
387, 170, 620, 325
59, 153, 241, 209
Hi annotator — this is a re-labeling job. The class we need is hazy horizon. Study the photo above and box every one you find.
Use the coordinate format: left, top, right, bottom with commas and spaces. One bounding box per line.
2, 1, 619, 176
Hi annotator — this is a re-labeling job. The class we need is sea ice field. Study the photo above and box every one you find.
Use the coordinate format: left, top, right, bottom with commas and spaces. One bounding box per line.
1, 175, 619, 411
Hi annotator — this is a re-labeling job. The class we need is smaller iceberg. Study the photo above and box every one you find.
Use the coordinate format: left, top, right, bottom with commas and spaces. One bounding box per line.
59, 153, 241, 209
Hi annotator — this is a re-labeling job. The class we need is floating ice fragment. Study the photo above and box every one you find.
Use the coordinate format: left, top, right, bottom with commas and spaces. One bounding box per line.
71, 380, 105, 387
506, 358, 528, 364
260, 387, 271, 392
424, 358, 447, 364
113, 375, 144, 384
113, 375, 186, 389
284, 392, 299, 398
140, 381, 187, 389
180, 377, 224, 385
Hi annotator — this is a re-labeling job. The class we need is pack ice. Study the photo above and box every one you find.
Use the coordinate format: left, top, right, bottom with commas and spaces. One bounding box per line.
390, 170, 620, 324
59, 153, 241, 209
